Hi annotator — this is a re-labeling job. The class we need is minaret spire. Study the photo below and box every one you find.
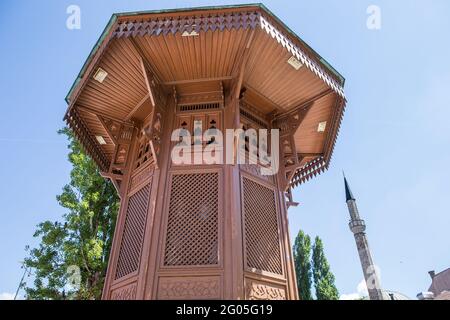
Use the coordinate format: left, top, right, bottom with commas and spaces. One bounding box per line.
344, 174, 384, 300
344, 174, 355, 201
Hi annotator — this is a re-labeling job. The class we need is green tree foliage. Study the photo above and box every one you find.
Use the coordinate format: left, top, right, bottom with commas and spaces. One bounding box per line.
293, 230, 313, 300
22, 128, 119, 300
312, 236, 339, 300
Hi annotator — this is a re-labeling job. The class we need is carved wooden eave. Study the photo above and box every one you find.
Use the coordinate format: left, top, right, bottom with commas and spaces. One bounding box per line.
289, 96, 347, 188
109, 7, 344, 96
273, 100, 313, 190
65, 108, 110, 172
63, 4, 346, 188
271, 88, 345, 190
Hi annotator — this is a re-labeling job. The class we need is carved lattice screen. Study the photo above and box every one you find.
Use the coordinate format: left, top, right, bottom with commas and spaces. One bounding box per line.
164, 172, 219, 266
115, 184, 151, 279
134, 136, 153, 170
242, 177, 283, 275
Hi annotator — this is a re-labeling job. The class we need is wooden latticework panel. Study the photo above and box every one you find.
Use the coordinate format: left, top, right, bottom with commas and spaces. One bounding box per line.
242, 177, 283, 275
115, 184, 151, 279
179, 102, 221, 112
164, 173, 219, 266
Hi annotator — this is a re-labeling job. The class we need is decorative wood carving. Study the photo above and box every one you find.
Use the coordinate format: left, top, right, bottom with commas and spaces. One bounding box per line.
173, 110, 223, 154
289, 156, 327, 188
273, 103, 313, 190
96, 119, 135, 195
238, 103, 270, 167
65, 108, 110, 171
142, 104, 164, 168
114, 11, 261, 38
129, 38, 168, 169
178, 102, 222, 113
134, 133, 154, 171
285, 187, 299, 208
98, 117, 122, 144
129, 165, 154, 193
98, 118, 135, 174
323, 96, 347, 164
110, 283, 137, 300
240, 101, 269, 128
157, 277, 221, 300
240, 164, 274, 184
175, 82, 224, 110
245, 280, 286, 300
177, 91, 224, 107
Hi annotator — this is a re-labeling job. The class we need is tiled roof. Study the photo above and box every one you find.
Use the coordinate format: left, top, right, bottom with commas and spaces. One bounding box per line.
428, 268, 450, 296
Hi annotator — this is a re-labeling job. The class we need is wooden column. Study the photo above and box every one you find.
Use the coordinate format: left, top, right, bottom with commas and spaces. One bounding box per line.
223, 92, 245, 299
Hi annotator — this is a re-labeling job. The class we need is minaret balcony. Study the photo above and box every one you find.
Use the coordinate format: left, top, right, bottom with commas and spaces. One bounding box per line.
349, 219, 366, 234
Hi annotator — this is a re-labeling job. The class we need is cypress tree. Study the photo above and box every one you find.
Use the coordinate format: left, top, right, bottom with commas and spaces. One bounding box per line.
293, 230, 313, 300
312, 236, 339, 300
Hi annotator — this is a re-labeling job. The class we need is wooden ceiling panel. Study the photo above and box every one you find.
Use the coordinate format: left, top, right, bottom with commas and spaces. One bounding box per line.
241, 86, 279, 114
244, 30, 328, 111
78, 109, 115, 159
77, 38, 148, 120
133, 28, 250, 82
294, 93, 336, 154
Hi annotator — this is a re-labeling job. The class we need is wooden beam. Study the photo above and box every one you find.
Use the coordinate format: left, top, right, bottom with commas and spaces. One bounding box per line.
274, 88, 334, 120
100, 171, 123, 197
285, 188, 299, 209
124, 93, 150, 121
163, 76, 233, 86
245, 84, 284, 112
130, 37, 167, 112
97, 115, 118, 145
75, 103, 129, 124
298, 153, 323, 158
100, 171, 124, 181
140, 57, 156, 107
233, 29, 255, 99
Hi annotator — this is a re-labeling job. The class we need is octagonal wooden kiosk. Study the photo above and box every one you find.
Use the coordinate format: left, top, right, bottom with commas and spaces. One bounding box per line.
64, 4, 346, 300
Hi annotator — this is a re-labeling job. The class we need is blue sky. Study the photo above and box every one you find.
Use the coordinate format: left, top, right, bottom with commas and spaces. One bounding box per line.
1, 0, 449, 300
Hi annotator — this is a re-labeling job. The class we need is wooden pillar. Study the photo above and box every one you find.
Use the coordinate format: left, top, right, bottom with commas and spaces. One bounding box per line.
222, 92, 245, 299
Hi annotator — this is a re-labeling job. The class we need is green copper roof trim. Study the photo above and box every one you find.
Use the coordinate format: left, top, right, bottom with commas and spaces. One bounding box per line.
65, 3, 345, 104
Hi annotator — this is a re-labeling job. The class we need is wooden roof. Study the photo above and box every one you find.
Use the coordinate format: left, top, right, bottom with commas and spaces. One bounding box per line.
64, 3, 346, 186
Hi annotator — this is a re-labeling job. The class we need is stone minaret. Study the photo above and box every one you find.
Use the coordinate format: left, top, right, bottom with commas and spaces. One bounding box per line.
344, 176, 384, 300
